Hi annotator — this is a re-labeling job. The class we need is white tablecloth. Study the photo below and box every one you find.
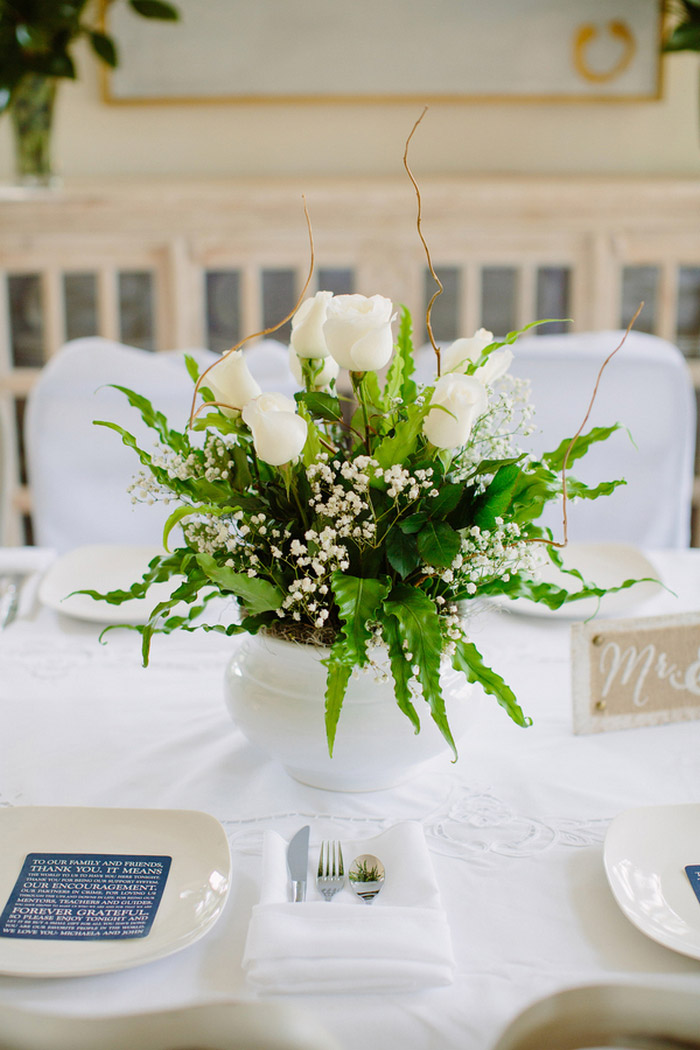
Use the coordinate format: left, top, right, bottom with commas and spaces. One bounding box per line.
1, 549, 699, 1049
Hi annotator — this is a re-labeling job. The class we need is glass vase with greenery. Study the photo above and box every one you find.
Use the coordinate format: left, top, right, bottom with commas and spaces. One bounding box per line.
0, 0, 179, 185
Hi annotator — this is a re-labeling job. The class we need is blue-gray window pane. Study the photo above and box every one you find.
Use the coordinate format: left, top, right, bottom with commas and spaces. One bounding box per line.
677, 266, 700, 357
63, 273, 98, 341
14, 398, 27, 484
621, 266, 658, 334
262, 269, 296, 344
206, 270, 241, 354
424, 266, 460, 343
7, 274, 44, 368
536, 267, 571, 335
317, 268, 354, 296
481, 267, 517, 337
118, 271, 155, 351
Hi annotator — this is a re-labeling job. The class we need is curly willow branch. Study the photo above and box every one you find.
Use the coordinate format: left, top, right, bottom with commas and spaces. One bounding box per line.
403, 107, 444, 377
538, 300, 644, 551
189, 194, 316, 427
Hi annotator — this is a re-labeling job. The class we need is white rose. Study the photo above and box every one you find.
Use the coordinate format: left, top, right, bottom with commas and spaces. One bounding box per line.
442, 328, 494, 374
423, 373, 488, 450
288, 346, 340, 389
323, 293, 395, 372
290, 290, 333, 359
241, 392, 308, 466
478, 346, 513, 385
206, 349, 262, 417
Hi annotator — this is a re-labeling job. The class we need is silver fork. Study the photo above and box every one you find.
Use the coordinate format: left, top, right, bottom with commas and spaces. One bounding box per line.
317, 840, 344, 901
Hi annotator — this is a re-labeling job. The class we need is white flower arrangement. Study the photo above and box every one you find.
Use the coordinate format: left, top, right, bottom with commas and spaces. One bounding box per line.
88, 288, 629, 757
86, 118, 631, 758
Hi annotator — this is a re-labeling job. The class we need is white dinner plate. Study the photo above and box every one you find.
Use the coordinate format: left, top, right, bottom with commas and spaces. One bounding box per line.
0, 806, 231, 977
604, 804, 700, 961
39, 544, 175, 624
496, 542, 662, 620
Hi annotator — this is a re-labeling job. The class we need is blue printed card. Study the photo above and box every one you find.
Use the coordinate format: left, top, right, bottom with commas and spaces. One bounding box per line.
0, 853, 171, 940
685, 865, 700, 905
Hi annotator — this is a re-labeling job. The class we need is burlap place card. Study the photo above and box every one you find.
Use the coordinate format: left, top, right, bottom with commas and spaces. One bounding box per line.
571, 611, 700, 734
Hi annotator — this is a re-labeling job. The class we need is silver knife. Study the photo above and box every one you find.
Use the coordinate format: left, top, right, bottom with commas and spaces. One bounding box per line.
287, 825, 310, 902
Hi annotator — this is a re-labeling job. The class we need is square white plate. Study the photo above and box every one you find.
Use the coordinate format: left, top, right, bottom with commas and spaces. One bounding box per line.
0, 806, 231, 977
604, 803, 700, 960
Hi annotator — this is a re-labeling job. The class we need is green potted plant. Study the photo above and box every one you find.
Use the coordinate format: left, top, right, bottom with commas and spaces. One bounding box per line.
84, 288, 636, 790
77, 117, 642, 791
0, 0, 179, 185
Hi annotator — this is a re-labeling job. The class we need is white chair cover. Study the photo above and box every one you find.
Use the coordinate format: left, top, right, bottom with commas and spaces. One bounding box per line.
0, 999, 341, 1050
415, 330, 696, 549
25, 337, 296, 553
491, 983, 700, 1050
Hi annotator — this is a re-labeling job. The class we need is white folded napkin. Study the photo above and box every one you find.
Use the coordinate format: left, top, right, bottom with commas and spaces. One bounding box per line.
243, 822, 455, 994
0, 546, 55, 619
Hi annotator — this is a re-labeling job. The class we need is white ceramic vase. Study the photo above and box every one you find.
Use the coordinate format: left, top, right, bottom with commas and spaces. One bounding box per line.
223, 633, 479, 791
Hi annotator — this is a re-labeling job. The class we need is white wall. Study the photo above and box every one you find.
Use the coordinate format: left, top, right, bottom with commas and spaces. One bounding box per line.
0, 44, 698, 180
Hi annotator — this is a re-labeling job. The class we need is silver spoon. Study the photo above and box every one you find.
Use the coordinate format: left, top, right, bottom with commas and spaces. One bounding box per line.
348, 854, 385, 903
